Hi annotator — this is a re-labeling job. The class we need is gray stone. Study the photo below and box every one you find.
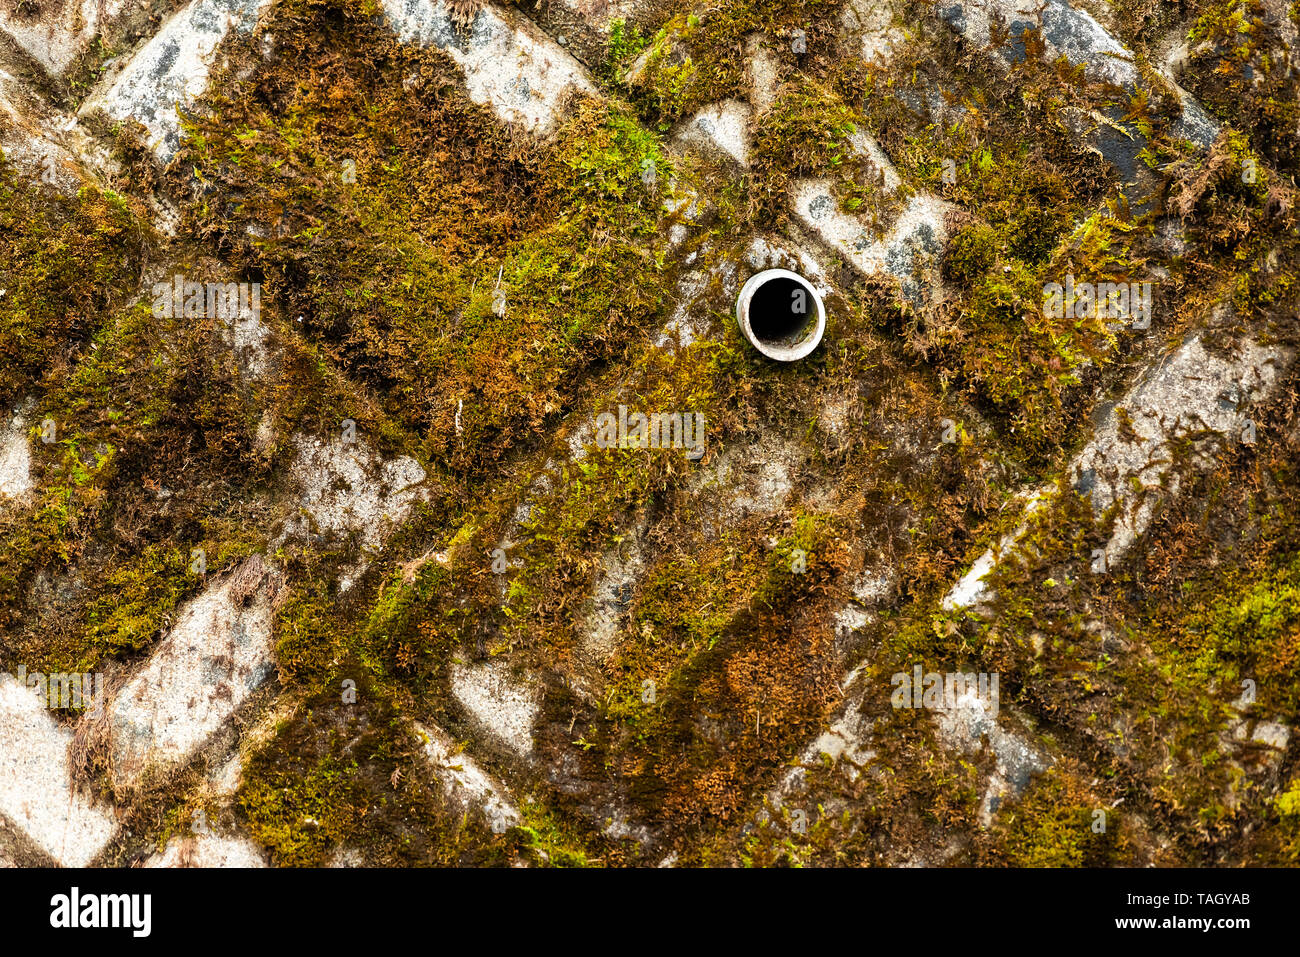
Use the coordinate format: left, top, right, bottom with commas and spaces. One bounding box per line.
449, 660, 540, 757
109, 555, 285, 790
382, 0, 596, 136
0, 404, 32, 505
0, 677, 116, 866
80, 0, 273, 160
145, 832, 267, 867
416, 721, 520, 833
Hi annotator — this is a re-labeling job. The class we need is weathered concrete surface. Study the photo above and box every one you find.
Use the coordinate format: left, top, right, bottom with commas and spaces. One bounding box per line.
382, 0, 596, 135
652, 266, 713, 348
670, 34, 953, 306
80, 0, 273, 160
279, 434, 429, 589
416, 721, 520, 833
109, 555, 285, 790
553, 0, 645, 30
145, 832, 268, 867
688, 432, 802, 533
673, 99, 750, 166
0, 67, 109, 190
742, 234, 833, 298
0, 404, 31, 504
1075, 333, 1290, 564
768, 95, 947, 303
0, 0, 125, 76
283, 435, 428, 551
578, 534, 645, 689
841, 0, 907, 68
776, 681, 878, 801
773, 669, 1048, 833
942, 486, 1051, 611
935, 691, 1048, 825
829, 564, 898, 640
945, 331, 1292, 610
0, 677, 117, 866
937, 0, 1218, 149
0, 0, 1292, 874
450, 659, 540, 757
744, 35, 781, 112
791, 182, 950, 304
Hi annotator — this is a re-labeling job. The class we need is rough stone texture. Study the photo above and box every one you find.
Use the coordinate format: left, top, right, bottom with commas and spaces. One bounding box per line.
145, 832, 268, 867
1, 0, 1297, 873
208, 751, 244, 795
674, 100, 751, 166
0, 404, 31, 503
81, 0, 274, 159
578, 535, 645, 686
0, 677, 117, 866
553, 0, 642, 30
449, 660, 541, 757
382, 0, 596, 135
688, 433, 800, 532
0, 0, 124, 75
743, 234, 832, 295
0, 69, 109, 190
1075, 333, 1290, 563
416, 721, 520, 833
109, 555, 285, 790
945, 331, 1293, 609
283, 435, 428, 550
792, 686, 877, 782
842, 0, 907, 67
279, 434, 429, 588
792, 183, 950, 303
935, 693, 1048, 825
652, 267, 712, 348
744, 35, 781, 111
942, 487, 1051, 610
939, 0, 1218, 150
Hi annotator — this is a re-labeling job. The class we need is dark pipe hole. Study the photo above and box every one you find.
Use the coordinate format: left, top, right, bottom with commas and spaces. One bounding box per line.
749, 276, 813, 345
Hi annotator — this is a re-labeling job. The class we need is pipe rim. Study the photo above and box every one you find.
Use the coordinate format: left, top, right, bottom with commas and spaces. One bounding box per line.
735, 268, 826, 361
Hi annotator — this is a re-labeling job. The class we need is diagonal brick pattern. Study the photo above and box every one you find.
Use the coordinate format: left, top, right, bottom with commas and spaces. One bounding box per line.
0, 0, 1296, 868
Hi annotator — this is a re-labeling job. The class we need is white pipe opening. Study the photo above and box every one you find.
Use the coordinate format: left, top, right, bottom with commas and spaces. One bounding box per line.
735, 268, 825, 361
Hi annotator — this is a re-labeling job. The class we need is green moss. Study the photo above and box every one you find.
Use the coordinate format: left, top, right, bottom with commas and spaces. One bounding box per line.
509, 798, 593, 867
1184, 0, 1300, 174
987, 769, 1131, 866
0, 268, 271, 675
1180, 553, 1300, 715
0, 165, 146, 407
748, 77, 910, 228
622, 0, 845, 129
604, 18, 651, 82
944, 221, 998, 286
629, 24, 701, 126
85, 537, 259, 656
849, 46, 1135, 462
238, 678, 508, 866
589, 504, 851, 828
1276, 779, 1300, 818
0, 0, 1289, 870
175, 0, 679, 475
